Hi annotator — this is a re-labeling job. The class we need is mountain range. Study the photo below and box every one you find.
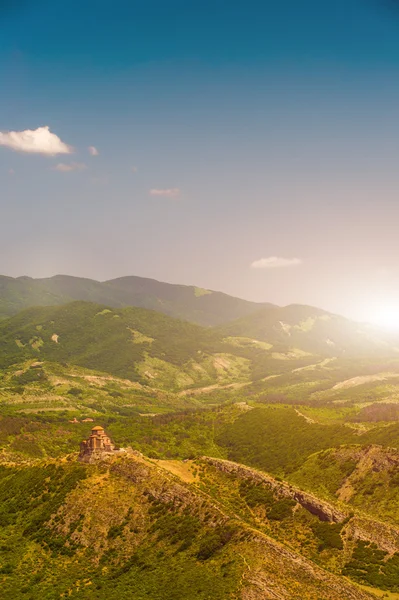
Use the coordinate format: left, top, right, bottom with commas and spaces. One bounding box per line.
1, 273, 399, 360
0, 274, 274, 325
2, 275, 399, 599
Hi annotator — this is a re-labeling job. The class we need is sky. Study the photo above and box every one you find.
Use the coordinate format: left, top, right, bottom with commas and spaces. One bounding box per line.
2, 0, 399, 324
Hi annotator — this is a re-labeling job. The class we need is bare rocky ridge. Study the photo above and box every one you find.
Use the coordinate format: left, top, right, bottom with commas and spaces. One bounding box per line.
240, 534, 373, 600
203, 456, 347, 522
335, 445, 399, 503
203, 455, 399, 556
95, 455, 375, 599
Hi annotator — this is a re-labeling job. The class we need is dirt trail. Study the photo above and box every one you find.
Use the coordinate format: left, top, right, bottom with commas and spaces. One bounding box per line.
152, 459, 198, 483
292, 357, 336, 373
333, 372, 399, 390
294, 409, 316, 424
178, 381, 248, 396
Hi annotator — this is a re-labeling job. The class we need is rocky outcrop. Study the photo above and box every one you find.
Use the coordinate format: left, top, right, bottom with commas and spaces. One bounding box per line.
336, 445, 399, 503
203, 457, 347, 523
348, 515, 399, 555
241, 532, 375, 600
202, 455, 399, 555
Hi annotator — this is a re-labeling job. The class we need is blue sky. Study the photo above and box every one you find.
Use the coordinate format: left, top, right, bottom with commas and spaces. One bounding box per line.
2, 0, 399, 323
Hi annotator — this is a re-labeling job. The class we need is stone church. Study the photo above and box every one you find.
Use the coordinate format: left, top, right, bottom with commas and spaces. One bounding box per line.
79, 425, 115, 460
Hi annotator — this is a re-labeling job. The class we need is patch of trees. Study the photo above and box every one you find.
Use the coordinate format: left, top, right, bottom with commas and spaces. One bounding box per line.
217, 407, 355, 475
343, 541, 399, 592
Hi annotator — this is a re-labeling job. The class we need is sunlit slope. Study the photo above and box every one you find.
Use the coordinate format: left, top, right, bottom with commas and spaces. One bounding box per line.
0, 302, 244, 390
3, 301, 399, 404
0, 358, 200, 423
218, 303, 399, 356
236, 353, 399, 406
0, 453, 376, 600
0, 302, 321, 392
0, 274, 273, 325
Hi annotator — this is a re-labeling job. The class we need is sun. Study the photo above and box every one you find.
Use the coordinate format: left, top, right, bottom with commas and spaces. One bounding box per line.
370, 306, 399, 331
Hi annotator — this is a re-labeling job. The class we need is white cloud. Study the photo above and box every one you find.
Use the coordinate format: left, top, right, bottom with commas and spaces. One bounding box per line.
88, 146, 99, 156
149, 188, 180, 198
0, 126, 72, 155
251, 256, 302, 269
53, 162, 87, 172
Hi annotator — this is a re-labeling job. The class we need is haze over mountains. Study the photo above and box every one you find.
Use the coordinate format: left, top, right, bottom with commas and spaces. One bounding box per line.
0, 274, 274, 325
1, 273, 398, 359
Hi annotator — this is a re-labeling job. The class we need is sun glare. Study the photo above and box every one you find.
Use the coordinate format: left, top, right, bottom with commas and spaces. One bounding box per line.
371, 306, 399, 331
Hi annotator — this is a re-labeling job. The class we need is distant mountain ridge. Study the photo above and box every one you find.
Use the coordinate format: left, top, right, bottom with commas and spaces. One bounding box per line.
0, 274, 274, 325
217, 303, 399, 355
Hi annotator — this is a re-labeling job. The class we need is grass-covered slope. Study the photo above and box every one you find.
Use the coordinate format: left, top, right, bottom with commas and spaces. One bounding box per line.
217, 406, 356, 474
0, 302, 239, 389
0, 301, 328, 392
0, 453, 376, 600
4, 300, 399, 401
0, 274, 272, 325
0, 457, 241, 600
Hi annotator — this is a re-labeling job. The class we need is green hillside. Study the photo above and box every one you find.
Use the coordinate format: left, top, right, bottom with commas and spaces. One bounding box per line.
217, 406, 356, 474
3, 300, 399, 399
0, 302, 238, 389
0, 452, 377, 600
0, 274, 273, 326
0, 301, 330, 393
2, 300, 399, 598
